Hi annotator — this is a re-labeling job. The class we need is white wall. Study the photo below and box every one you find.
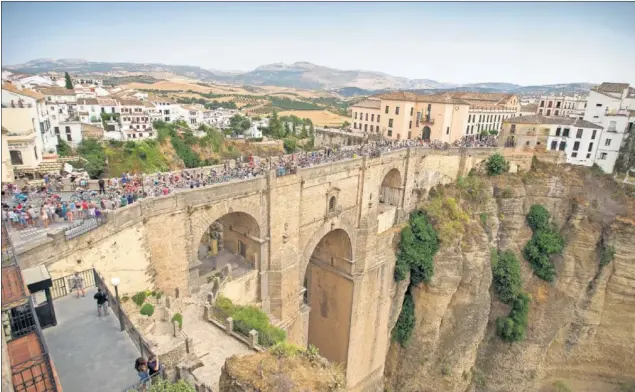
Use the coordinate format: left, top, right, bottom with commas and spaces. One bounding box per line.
546, 125, 601, 167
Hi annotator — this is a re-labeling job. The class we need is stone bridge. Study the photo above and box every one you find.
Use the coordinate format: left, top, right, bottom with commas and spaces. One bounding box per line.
17, 146, 500, 391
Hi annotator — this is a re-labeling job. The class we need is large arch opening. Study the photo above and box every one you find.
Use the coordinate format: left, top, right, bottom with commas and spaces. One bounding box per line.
303, 229, 354, 366
377, 169, 402, 233
197, 212, 261, 282
422, 126, 431, 141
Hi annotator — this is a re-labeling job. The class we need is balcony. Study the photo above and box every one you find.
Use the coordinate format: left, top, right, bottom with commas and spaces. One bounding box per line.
417, 116, 435, 125
5, 129, 37, 141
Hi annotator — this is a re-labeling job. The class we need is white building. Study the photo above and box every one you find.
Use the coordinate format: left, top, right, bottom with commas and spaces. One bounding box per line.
148, 97, 180, 123
1, 83, 55, 169
97, 98, 119, 115
76, 98, 103, 124
244, 124, 263, 139
179, 105, 205, 127
72, 77, 103, 86
447, 93, 520, 136
536, 94, 587, 118
119, 98, 154, 140
205, 108, 238, 129
52, 121, 83, 147
583, 82, 635, 173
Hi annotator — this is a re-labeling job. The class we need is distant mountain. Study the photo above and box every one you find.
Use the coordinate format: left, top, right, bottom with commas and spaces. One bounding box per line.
3, 59, 595, 96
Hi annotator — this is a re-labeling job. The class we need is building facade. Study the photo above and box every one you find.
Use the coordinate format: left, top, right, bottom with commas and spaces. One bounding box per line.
500, 114, 604, 167
536, 94, 587, 118
119, 98, 154, 140
351, 92, 471, 143
582, 82, 635, 173
351, 92, 520, 141
1, 127, 15, 183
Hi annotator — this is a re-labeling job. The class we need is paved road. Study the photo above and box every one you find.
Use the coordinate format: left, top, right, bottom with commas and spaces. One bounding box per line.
43, 287, 141, 392
5, 220, 79, 252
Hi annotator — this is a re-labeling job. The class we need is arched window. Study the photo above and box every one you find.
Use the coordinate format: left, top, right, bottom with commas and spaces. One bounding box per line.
329, 196, 336, 212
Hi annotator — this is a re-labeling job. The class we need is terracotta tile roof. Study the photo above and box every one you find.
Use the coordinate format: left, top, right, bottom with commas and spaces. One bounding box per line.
77, 98, 99, 105
97, 98, 117, 106
118, 98, 144, 106
447, 92, 514, 104
595, 82, 629, 93
1, 82, 45, 100
37, 86, 76, 96
352, 99, 381, 109
375, 91, 470, 105
503, 114, 603, 129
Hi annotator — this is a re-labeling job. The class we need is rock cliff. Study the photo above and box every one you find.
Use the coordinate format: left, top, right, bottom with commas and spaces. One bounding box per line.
384, 162, 635, 392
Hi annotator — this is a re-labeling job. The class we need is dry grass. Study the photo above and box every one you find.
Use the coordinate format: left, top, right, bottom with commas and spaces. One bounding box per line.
223, 350, 345, 392
277, 110, 351, 126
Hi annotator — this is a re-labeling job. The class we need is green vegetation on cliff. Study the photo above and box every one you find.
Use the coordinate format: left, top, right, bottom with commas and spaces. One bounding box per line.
392, 292, 415, 347
491, 249, 523, 304
496, 292, 530, 342
215, 296, 286, 347
394, 211, 440, 285
485, 153, 509, 176
523, 205, 565, 282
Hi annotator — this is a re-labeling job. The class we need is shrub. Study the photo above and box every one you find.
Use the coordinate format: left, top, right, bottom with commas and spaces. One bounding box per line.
395, 211, 439, 285
486, 153, 508, 176
552, 381, 572, 392
524, 205, 564, 282
480, 213, 489, 228
140, 303, 155, 317
600, 244, 615, 268
392, 292, 415, 347
144, 380, 196, 392
271, 342, 303, 358
131, 291, 147, 307
492, 250, 522, 304
425, 197, 469, 244
501, 187, 513, 198
171, 313, 183, 330
121, 295, 130, 303
283, 137, 297, 153
216, 296, 286, 347
527, 204, 550, 231
496, 293, 530, 342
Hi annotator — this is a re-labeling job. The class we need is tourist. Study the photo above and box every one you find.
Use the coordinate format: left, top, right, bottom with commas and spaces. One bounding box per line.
40, 206, 49, 229
147, 354, 163, 379
93, 287, 108, 317
135, 358, 152, 390
72, 272, 85, 298
98, 178, 105, 195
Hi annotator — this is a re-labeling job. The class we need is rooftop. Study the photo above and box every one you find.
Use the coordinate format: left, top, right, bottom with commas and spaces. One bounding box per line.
594, 82, 630, 94
77, 98, 99, 105
521, 104, 538, 112
1, 82, 45, 100
374, 91, 470, 105
447, 92, 516, 106
504, 114, 603, 129
352, 98, 381, 109
37, 86, 76, 96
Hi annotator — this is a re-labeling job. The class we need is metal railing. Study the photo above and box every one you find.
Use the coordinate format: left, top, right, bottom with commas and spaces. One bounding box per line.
93, 270, 156, 359
64, 216, 107, 240
10, 353, 58, 392
122, 368, 165, 392
50, 269, 96, 299
2, 303, 37, 341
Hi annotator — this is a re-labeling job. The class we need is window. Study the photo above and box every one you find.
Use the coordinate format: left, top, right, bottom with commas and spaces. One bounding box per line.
370, 125, 373, 132
555, 110, 559, 116
165, 117, 170, 122
479, 115, 482, 122
605, 139, 611, 146
608, 121, 617, 131
54, 127, 60, 135
34, 146, 38, 160
539, 109, 543, 114
572, 152, 578, 158
540, 101, 545, 107
593, 116, 599, 119
556, 101, 561, 108
365, 113, 368, 121
576, 129, 583, 138
410, 107, 414, 116
586, 153, 591, 159
591, 130, 597, 139
408, 131, 411, 139
588, 142, 594, 152
446, 127, 449, 135
395, 107, 400, 115
385, 106, 389, 114
596, 103, 602, 107
471, 125, 474, 133
546, 110, 551, 116
354, 112, 358, 119
563, 128, 570, 137
466, 125, 470, 134
548, 101, 553, 108
559, 142, 566, 151
550, 140, 557, 150
67, 133, 72, 141
364, 124, 367, 132
468, 115, 471, 123
573, 141, 580, 151
371, 114, 374, 121
9, 150, 23, 165
65, 126, 71, 133
388, 119, 393, 127
387, 130, 392, 137
555, 127, 561, 136
377, 115, 380, 123
409, 121, 412, 129
353, 122, 357, 129
599, 152, 607, 160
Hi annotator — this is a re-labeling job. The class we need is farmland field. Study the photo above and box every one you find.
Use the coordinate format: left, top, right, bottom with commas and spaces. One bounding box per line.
277, 110, 351, 127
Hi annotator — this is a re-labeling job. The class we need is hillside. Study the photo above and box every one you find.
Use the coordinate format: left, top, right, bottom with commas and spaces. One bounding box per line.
5, 59, 594, 96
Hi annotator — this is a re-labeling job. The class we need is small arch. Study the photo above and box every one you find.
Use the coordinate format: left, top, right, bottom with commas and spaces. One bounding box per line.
379, 168, 402, 207
422, 126, 431, 141
329, 196, 337, 212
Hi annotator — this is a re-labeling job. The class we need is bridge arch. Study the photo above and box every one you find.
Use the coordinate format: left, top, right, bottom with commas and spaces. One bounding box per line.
379, 168, 403, 207
302, 228, 354, 366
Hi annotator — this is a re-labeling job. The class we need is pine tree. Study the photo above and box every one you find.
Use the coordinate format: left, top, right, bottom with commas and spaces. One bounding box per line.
284, 122, 291, 137
269, 111, 284, 139
64, 72, 73, 89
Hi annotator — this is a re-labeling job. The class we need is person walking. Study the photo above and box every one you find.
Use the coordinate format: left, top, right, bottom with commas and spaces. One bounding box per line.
93, 288, 108, 316
98, 178, 105, 195
72, 272, 85, 298
40, 206, 49, 229
135, 358, 151, 391
147, 354, 163, 379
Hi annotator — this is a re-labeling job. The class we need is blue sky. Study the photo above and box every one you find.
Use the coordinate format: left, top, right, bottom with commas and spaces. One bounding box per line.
2, 2, 635, 85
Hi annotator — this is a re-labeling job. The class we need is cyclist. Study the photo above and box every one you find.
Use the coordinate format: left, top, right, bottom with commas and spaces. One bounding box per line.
94, 288, 109, 317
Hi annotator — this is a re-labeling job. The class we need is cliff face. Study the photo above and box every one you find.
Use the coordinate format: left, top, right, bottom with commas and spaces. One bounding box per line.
384, 164, 635, 392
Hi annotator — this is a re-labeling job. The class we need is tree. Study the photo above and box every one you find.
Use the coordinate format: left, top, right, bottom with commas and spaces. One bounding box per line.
309, 122, 315, 138
342, 121, 350, 129
394, 211, 439, 285
56, 136, 73, 157
292, 122, 297, 135
284, 122, 291, 137
300, 123, 308, 139
486, 153, 508, 176
64, 72, 73, 89
269, 111, 284, 139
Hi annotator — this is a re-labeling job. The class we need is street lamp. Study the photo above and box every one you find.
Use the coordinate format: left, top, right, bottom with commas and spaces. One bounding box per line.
111, 277, 124, 332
